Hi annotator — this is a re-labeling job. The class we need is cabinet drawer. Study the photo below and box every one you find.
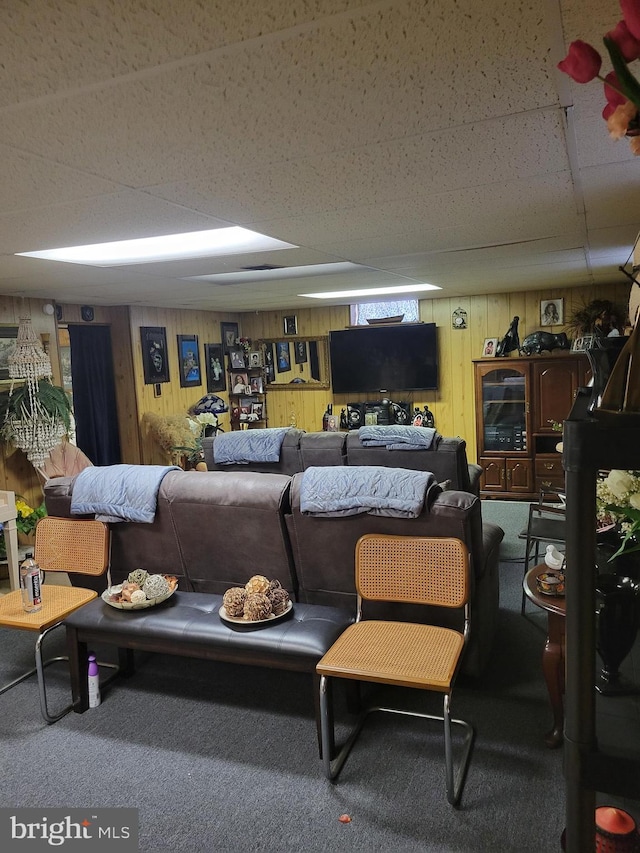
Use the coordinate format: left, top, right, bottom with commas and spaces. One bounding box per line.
535, 456, 563, 477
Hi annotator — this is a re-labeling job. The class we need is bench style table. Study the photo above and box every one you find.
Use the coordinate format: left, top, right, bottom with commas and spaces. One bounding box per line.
64, 591, 353, 751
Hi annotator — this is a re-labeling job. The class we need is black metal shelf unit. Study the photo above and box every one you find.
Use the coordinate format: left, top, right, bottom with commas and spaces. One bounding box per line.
563, 388, 640, 852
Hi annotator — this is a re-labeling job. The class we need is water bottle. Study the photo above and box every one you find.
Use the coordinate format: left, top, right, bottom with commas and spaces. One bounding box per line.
20, 552, 42, 613
88, 652, 101, 708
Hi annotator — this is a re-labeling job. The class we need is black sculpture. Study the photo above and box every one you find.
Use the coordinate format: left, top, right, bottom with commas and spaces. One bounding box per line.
496, 316, 520, 357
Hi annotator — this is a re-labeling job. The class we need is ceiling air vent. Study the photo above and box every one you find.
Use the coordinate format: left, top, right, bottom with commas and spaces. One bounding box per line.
241, 264, 285, 271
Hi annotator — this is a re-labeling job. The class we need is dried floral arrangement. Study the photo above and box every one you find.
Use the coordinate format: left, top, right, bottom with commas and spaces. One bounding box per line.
143, 412, 198, 465
566, 298, 628, 338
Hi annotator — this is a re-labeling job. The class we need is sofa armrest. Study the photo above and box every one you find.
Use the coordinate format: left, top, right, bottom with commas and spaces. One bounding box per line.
468, 463, 482, 497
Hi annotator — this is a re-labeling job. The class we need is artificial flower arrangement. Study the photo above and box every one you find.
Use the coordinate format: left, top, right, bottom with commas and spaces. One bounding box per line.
0, 497, 47, 557
596, 469, 640, 559
557, 0, 640, 154
170, 412, 219, 466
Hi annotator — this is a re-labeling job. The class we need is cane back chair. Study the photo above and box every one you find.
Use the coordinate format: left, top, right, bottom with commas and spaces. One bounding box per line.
316, 534, 475, 807
0, 516, 115, 722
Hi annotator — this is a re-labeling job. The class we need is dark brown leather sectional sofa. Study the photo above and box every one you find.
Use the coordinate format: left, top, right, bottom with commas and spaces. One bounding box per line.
202, 429, 483, 495
45, 467, 503, 678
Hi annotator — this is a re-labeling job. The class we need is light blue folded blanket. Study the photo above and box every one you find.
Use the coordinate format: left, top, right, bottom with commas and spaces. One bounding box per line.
358, 424, 437, 450
300, 465, 435, 518
70, 464, 180, 523
213, 428, 289, 465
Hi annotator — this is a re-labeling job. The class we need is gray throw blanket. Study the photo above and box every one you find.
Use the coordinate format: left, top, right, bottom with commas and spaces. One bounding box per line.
70, 464, 180, 523
213, 427, 289, 465
358, 424, 437, 450
300, 465, 435, 518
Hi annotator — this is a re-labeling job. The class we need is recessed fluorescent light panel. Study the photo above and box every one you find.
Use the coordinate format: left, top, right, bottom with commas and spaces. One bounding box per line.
186, 262, 360, 283
301, 283, 441, 299
17, 227, 296, 266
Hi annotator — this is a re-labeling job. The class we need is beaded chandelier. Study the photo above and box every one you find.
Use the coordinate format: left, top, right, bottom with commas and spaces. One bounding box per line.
3, 317, 67, 469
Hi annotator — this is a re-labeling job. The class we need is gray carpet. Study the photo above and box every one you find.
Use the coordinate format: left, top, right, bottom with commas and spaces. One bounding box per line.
0, 563, 567, 853
481, 499, 531, 561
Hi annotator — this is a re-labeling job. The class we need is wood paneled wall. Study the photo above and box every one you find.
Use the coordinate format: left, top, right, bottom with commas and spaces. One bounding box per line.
0, 281, 631, 505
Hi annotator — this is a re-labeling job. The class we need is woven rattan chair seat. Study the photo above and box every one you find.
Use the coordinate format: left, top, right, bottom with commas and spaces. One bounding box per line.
317, 620, 463, 691
0, 586, 97, 631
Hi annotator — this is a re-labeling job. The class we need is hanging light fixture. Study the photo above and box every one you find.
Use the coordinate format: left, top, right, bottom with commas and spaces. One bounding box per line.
2, 317, 71, 471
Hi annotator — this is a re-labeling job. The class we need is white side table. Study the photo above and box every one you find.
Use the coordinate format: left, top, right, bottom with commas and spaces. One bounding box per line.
0, 491, 20, 591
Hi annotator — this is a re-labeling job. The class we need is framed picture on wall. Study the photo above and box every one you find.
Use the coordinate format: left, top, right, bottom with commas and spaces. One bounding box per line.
221, 322, 239, 353
263, 342, 275, 382
177, 334, 202, 388
228, 348, 246, 369
294, 340, 307, 364
140, 326, 170, 384
204, 343, 225, 392
276, 341, 291, 372
283, 315, 298, 335
540, 298, 563, 326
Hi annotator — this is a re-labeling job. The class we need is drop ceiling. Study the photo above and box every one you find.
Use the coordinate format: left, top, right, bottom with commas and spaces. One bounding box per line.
1, 0, 638, 312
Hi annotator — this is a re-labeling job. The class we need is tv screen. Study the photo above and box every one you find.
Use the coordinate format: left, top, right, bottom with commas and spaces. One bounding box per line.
329, 323, 438, 394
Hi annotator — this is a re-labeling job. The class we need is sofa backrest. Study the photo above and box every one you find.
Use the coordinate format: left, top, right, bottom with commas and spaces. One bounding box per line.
285, 471, 484, 613
202, 428, 305, 474
43, 470, 297, 596
344, 431, 474, 491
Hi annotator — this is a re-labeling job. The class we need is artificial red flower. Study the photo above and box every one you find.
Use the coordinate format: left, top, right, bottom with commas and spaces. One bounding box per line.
603, 102, 618, 121
557, 40, 602, 82
604, 70, 627, 106
621, 0, 640, 41
606, 19, 640, 61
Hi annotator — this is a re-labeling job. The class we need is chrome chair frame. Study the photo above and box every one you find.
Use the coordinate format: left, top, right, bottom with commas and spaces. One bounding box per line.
522, 492, 566, 615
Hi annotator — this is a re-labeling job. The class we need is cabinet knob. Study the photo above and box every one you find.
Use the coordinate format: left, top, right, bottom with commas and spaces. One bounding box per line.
542, 479, 552, 488
544, 462, 554, 470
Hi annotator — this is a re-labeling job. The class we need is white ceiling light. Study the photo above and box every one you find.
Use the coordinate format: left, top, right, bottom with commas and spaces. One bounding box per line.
301, 283, 441, 299
16, 227, 296, 266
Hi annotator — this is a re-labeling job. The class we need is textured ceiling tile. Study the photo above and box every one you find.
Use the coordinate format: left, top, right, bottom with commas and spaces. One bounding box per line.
0, 0, 360, 107
0, 189, 224, 254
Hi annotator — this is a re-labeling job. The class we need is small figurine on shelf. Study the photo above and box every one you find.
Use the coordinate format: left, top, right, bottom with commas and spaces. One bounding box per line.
496, 316, 520, 357
412, 408, 423, 427
422, 405, 435, 429
340, 408, 348, 430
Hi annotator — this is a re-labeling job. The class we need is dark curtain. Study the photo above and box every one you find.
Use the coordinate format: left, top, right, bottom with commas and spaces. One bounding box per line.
68, 325, 122, 466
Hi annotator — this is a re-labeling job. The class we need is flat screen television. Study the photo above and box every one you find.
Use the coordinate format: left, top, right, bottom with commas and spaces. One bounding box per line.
329, 323, 438, 394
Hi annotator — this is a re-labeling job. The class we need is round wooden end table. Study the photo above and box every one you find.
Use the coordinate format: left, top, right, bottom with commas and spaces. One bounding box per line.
523, 564, 566, 749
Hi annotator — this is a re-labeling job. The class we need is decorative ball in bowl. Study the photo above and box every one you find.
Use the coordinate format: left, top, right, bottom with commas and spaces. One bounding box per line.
103, 570, 178, 610
220, 575, 291, 624
536, 571, 565, 596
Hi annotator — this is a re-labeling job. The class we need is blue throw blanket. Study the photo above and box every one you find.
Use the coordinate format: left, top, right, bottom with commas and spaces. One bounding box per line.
358, 424, 437, 450
70, 464, 180, 523
300, 466, 435, 518
213, 428, 289, 465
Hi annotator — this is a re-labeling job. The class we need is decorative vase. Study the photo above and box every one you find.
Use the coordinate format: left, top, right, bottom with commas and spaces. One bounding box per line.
595, 573, 640, 695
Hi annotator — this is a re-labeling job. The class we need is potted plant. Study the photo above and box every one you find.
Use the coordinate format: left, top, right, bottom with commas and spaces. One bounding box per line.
0, 379, 73, 473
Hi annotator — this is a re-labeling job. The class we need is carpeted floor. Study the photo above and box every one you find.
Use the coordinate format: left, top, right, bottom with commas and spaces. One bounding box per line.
481, 499, 531, 562
0, 560, 569, 853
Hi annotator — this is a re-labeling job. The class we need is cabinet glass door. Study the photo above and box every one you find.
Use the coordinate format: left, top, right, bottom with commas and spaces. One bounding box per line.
481, 367, 528, 452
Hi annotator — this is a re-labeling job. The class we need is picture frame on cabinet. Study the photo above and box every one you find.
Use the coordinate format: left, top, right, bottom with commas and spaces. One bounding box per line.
571, 334, 595, 352
250, 375, 264, 394
481, 337, 498, 358
228, 348, 246, 369
251, 402, 264, 419
231, 372, 249, 394
140, 326, 170, 385
204, 343, 226, 393
177, 334, 201, 387
220, 322, 239, 353
248, 350, 262, 368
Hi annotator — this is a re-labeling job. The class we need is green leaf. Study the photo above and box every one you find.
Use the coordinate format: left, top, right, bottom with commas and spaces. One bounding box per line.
603, 36, 640, 111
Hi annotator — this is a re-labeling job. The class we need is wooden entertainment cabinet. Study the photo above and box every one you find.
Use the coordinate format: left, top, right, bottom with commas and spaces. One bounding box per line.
473, 353, 590, 499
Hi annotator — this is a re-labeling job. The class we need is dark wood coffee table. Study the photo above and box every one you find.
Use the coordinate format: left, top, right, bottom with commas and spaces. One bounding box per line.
523, 564, 566, 749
